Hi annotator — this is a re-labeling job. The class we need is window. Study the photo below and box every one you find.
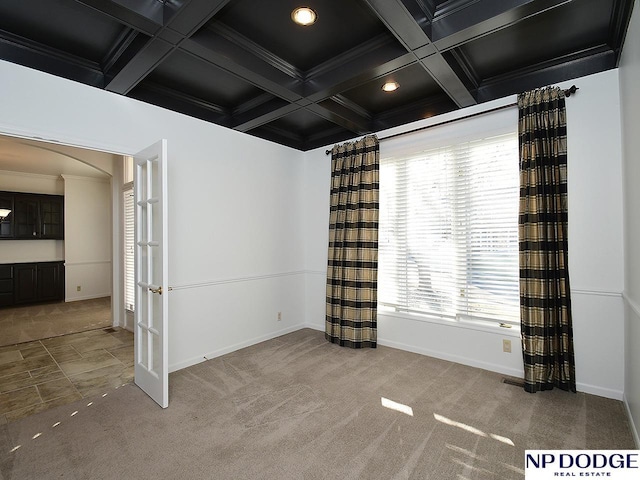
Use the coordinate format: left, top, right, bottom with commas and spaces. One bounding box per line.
378, 109, 520, 325
123, 183, 135, 312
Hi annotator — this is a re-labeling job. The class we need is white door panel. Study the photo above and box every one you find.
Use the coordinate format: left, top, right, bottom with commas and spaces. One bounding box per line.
134, 139, 169, 408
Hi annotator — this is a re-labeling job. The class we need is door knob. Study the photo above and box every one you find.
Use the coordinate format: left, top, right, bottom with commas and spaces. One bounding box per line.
149, 286, 163, 295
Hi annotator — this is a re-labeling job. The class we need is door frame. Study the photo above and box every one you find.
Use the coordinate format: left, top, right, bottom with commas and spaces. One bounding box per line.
0, 128, 160, 373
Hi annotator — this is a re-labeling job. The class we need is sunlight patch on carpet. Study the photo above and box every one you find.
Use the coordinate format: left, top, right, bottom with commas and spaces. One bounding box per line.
434, 413, 515, 447
381, 397, 414, 416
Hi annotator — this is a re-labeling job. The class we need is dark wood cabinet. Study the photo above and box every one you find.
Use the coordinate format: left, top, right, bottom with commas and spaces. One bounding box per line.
14, 197, 40, 238
0, 262, 65, 306
39, 196, 64, 239
0, 191, 64, 240
13, 263, 38, 304
36, 262, 64, 301
0, 194, 14, 238
0, 265, 13, 306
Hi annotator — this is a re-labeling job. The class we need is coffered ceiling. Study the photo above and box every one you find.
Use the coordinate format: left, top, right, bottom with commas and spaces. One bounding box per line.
0, 0, 634, 151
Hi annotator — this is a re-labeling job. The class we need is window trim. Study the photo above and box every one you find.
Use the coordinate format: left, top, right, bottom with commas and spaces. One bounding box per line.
378, 305, 522, 337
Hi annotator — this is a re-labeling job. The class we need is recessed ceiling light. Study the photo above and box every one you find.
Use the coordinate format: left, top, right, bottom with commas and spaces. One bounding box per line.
291, 7, 317, 26
382, 81, 400, 92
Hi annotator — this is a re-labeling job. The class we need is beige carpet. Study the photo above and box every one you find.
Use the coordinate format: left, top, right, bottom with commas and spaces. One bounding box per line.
0, 297, 111, 346
0, 328, 634, 479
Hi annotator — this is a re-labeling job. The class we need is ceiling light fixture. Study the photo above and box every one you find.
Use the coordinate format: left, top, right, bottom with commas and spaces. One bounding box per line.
382, 81, 400, 92
291, 7, 317, 26
0, 208, 11, 221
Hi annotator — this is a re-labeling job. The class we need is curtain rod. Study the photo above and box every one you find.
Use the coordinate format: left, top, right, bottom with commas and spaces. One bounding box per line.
325, 85, 578, 155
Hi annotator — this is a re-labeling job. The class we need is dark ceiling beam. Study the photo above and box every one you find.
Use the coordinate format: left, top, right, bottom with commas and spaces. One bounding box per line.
205, 22, 302, 81
250, 123, 355, 152
431, 0, 572, 51
418, 53, 475, 107
412, 0, 437, 21
74, 0, 163, 35
330, 95, 372, 122
446, 48, 480, 89
249, 124, 305, 151
306, 101, 371, 136
306, 125, 353, 146
105, 37, 173, 94
181, 34, 303, 102
130, 81, 231, 125
372, 92, 457, 131
475, 45, 616, 103
305, 36, 413, 101
164, 0, 228, 37
399, 0, 435, 31
101, 29, 141, 75
105, 0, 231, 95
362, 0, 476, 108
0, 29, 104, 87
610, 0, 636, 65
362, 0, 430, 50
142, 81, 227, 115
185, 31, 413, 134
232, 92, 278, 117
232, 102, 300, 133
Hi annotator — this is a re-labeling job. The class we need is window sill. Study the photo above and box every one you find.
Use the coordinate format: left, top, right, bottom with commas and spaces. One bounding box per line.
377, 307, 521, 338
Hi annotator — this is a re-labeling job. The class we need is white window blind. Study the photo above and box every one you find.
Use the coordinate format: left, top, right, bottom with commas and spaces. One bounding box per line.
123, 184, 135, 312
378, 108, 520, 325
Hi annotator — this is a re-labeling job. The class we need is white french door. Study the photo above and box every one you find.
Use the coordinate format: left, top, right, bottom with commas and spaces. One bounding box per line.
133, 140, 169, 408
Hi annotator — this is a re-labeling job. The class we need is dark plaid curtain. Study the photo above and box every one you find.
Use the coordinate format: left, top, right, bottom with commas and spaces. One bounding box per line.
518, 86, 576, 393
326, 135, 379, 348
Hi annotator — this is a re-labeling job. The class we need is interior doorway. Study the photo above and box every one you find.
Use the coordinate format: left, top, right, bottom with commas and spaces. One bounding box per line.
0, 133, 137, 422
0, 133, 128, 342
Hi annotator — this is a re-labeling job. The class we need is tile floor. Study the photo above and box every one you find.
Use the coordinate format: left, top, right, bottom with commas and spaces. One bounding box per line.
0, 297, 112, 346
0, 327, 133, 424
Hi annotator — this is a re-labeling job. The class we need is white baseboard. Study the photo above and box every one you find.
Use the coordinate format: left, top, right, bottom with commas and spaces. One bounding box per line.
168, 323, 307, 373
304, 323, 324, 332
65, 293, 111, 302
574, 382, 623, 401
376, 337, 524, 379
306, 322, 523, 377
624, 394, 640, 448
306, 323, 523, 377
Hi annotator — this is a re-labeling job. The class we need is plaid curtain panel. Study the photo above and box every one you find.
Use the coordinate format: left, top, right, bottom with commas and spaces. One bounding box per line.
326, 135, 379, 348
518, 86, 576, 393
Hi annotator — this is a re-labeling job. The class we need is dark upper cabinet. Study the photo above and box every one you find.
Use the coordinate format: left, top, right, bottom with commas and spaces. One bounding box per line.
0, 192, 64, 240
14, 196, 40, 238
0, 194, 13, 238
39, 196, 64, 239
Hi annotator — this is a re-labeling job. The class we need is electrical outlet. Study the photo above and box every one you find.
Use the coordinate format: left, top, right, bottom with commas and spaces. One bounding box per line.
277, 312, 282, 321
76, 286, 81, 292
502, 339, 512, 353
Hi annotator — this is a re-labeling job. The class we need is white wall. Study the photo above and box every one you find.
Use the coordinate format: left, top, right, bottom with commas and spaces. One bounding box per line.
0, 169, 63, 194
564, 70, 625, 399
62, 175, 112, 302
0, 59, 306, 372
0, 170, 64, 263
619, 0, 640, 447
303, 69, 625, 399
